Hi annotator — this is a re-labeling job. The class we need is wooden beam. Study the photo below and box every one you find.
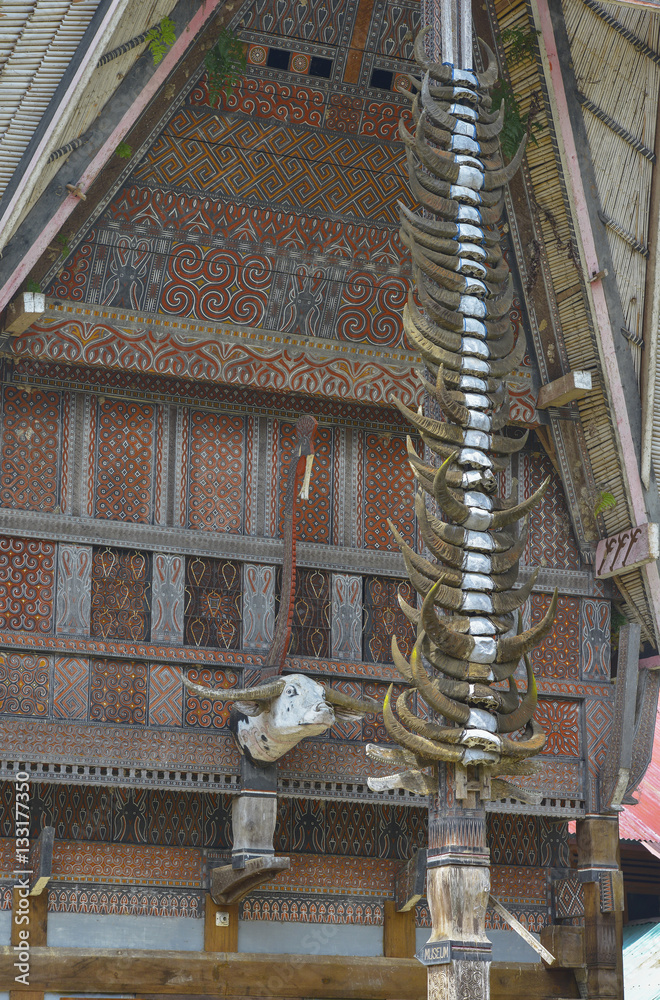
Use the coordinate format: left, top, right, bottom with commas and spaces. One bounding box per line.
394, 849, 426, 912
11, 889, 47, 946
204, 895, 238, 953
383, 900, 416, 959
9, 889, 47, 1000
536, 371, 592, 410
3, 292, 45, 335
342, 0, 375, 84
577, 817, 624, 999
540, 926, 585, 969
0, 949, 581, 998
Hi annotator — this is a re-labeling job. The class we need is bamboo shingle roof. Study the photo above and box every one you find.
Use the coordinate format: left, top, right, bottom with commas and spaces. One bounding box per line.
489, 0, 660, 641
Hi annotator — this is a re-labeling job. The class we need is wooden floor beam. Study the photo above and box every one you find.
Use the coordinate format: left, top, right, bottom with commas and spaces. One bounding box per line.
0, 948, 580, 998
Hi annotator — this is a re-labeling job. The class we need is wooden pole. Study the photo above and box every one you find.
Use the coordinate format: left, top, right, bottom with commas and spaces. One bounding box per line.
0, 949, 581, 997
576, 816, 624, 1000
9, 889, 47, 1000
422, 768, 491, 1000
383, 901, 416, 959
203, 894, 238, 953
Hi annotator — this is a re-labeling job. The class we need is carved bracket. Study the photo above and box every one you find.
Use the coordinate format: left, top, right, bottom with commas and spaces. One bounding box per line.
210, 856, 291, 906
28, 826, 54, 896
394, 848, 427, 912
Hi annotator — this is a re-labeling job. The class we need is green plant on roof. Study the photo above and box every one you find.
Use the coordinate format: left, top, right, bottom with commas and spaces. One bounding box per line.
25, 279, 41, 294
146, 17, 176, 66
610, 607, 627, 651
594, 490, 617, 516
205, 29, 247, 107
491, 78, 543, 161
115, 140, 132, 159
493, 26, 543, 160
500, 25, 541, 65
55, 234, 71, 258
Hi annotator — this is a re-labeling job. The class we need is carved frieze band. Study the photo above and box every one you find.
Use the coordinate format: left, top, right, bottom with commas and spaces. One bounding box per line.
0, 507, 408, 576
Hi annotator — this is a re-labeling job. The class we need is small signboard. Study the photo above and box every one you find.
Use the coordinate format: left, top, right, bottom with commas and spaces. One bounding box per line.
595, 523, 659, 579
416, 941, 451, 966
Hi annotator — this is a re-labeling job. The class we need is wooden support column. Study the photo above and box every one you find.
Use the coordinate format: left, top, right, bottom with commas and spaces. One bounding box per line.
9, 888, 47, 1000
576, 816, 624, 1000
204, 894, 238, 953
383, 900, 416, 959
420, 767, 491, 1000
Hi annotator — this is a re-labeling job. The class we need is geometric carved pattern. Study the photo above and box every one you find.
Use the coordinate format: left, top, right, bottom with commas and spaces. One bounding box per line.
241, 0, 347, 45
364, 433, 415, 550
188, 411, 244, 532
0, 652, 49, 716
95, 399, 154, 522
585, 697, 614, 772
375, 0, 418, 60
148, 787, 204, 846
242, 563, 275, 652
325, 800, 382, 858
135, 110, 409, 225
111, 787, 149, 843
90, 547, 151, 642
151, 554, 184, 646
331, 574, 362, 661
48, 887, 202, 919
487, 813, 540, 866
490, 865, 548, 906
530, 594, 579, 679
553, 876, 584, 919
539, 819, 570, 868
278, 423, 333, 544
18, 314, 422, 409
0, 387, 60, 511
326, 679, 363, 740
289, 798, 326, 854
580, 599, 610, 679
56, 543, 92, 636
53, 656, 89, 719
336, 271, 408, 347
362, 680, 407, 743
89, 659, 148, 725
521, 452, 580, 569
0, 783, 234, 847
363, 576, 416, 663
163, 242, 271, 327
148, 664, 183, 727
50, 199, 410, 353
184, 557, 241, 648
536, 700, 581, 756
208, 77, 327, 128
184, 667, 240, 728
288, 568, 331, 659
0, 536, 55, 633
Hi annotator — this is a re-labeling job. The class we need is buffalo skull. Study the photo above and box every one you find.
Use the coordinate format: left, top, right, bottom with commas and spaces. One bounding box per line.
182, 672, 377, 765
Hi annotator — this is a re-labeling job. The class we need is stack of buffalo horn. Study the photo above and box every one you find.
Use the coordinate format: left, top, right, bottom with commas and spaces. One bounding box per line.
367, 30, 558, 802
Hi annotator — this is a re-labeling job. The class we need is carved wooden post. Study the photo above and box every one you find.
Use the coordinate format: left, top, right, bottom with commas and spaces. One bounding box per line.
422, 770, 491, 1000
365, 5, 553, 1000
576, 816, 624, 1000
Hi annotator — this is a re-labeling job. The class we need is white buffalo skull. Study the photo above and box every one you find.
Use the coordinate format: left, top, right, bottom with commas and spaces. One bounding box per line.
182, 672, 377, 765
